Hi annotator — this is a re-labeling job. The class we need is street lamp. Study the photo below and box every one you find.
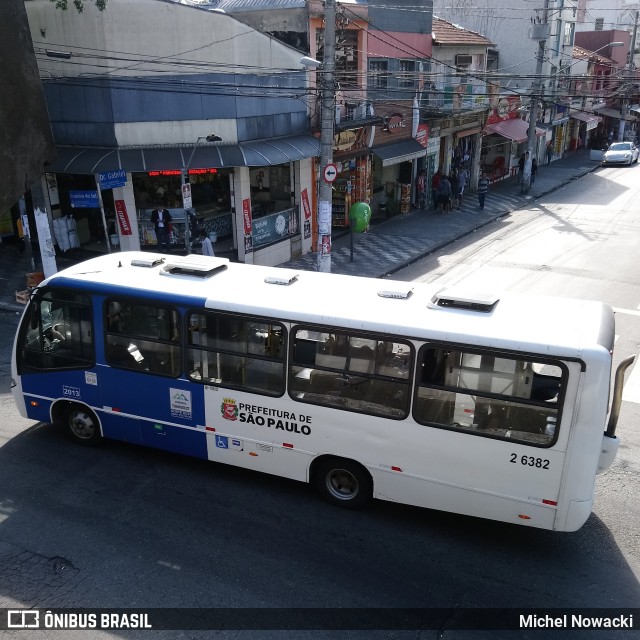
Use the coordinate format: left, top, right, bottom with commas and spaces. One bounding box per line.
182, 134, 221, 254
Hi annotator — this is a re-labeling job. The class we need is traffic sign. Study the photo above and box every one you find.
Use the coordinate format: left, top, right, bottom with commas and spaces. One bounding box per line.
323, 164, 338, 183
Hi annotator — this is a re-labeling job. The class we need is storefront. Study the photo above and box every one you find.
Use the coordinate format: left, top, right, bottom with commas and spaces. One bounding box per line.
481, 118, 545, 181
134, 167, 234, 250
330, 125, 375, 227
370, 103, 426, 216
47, 136, 319, 266
568, 111, 601, 150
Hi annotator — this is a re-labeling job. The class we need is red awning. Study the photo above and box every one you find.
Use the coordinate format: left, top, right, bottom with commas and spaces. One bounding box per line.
484, 118, 545, 143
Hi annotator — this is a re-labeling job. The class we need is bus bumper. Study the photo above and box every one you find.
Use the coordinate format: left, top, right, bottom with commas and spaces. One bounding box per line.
597, 434, 620, 474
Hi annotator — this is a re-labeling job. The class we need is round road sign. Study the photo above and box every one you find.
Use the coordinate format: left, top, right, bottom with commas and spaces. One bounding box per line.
323, 164, 338, 183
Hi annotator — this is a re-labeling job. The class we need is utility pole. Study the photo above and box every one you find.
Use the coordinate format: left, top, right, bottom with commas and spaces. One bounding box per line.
522, 0, 549, 194
316, 0, 336, 273
618, 11, 638, 142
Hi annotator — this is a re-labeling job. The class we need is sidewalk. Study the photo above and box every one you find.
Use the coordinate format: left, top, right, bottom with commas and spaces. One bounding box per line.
280, 148, 598, 278
0, 150, 598, 314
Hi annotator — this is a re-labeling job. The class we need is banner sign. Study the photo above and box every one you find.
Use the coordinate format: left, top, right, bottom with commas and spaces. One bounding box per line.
242, 198, 252, 234
301, 188, 311, 220
114, 200, 132, 236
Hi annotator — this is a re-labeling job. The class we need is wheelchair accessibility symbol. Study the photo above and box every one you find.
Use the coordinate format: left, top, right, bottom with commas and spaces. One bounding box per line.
215, 435, 228, 449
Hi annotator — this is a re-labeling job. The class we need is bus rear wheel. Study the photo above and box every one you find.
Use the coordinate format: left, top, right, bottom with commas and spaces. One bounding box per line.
314, 458, 372, 509
64, 404, 102, 446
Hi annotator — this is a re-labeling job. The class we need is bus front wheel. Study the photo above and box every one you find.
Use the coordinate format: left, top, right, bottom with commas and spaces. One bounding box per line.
64, 404, 102, 446
314, 458, 372, 509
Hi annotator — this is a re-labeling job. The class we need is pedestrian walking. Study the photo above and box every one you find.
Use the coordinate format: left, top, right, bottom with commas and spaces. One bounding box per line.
199, 229, 215, 256
450, 171, 461, 209
477, 171, 489, 210
546, 141, 553, 164
457, 166, 468, 207
518, 153, 528, 183
438, 175, 452, 212
431, 170, 441, 210
531, 157, 538, 185
416, 170, 427, 210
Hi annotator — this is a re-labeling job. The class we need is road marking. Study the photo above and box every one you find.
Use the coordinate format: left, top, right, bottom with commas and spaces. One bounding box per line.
622, 358, 640, 404
613, 307, 640, 317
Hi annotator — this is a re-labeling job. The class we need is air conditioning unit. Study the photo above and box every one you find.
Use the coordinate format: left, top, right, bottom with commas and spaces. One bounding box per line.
455, 54, 473, 67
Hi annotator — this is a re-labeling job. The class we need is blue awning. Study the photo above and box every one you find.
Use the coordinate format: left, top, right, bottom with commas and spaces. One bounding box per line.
50, 135, 321, 174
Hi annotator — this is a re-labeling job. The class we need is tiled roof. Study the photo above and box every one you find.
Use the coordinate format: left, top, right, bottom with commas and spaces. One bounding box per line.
572, 45, 616, 65
432, 17, 494, 47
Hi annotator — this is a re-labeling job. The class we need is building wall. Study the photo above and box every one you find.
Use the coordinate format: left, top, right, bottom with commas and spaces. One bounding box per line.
27, 0, 310, 148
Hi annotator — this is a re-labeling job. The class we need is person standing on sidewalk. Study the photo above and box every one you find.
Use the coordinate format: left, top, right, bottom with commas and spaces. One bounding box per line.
416, 170, 427, 210
438, 174, 452, 212
431, 170, 441, 210
531, 157, 538, 185
477, 171, 490, 210
546, 140, 553, 164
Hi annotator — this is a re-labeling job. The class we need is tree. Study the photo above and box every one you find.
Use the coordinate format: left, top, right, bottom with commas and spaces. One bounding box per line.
49, 0, 107, 11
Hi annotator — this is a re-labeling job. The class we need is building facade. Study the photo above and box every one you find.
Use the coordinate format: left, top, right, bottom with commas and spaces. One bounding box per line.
26, 0, 319, 266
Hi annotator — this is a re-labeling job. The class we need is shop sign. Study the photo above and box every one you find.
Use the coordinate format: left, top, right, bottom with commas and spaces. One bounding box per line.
426, 137, 440, 155
334, 129, 369, 152
242, 198, 252, 234
69, 190, 98, 208
114, 199, 132, 236
486, 95, 521, 125
382, 113, 406, 132
147, 169, 220, 177
301, 188, 311, 220
98, 169, 127, 190
416, 124, 429, 147
252, 211, 294, 248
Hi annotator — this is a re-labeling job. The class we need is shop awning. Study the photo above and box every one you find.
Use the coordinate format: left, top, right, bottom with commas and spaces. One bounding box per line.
371, 139, 427, 167
592, 106, 637, 121
569, 111, 601, 131
49, 135, 321, 174
570, 111, 601, 124
484, 118, 545, 143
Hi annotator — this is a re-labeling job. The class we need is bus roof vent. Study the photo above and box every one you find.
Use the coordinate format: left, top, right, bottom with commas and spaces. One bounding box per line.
160, 255, 229, 278
377, 286, 413, 299
131, 257, 166, 268
429, 288, 499, 313
264, 273, 299, 286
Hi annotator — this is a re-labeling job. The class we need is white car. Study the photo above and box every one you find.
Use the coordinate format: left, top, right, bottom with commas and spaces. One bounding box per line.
602, 141, 639, 165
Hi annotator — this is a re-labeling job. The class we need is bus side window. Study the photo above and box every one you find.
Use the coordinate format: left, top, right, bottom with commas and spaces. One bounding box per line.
414, 345, 564, 446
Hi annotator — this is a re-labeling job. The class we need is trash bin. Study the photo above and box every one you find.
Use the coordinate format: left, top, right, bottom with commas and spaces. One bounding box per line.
379, 202, 387, 218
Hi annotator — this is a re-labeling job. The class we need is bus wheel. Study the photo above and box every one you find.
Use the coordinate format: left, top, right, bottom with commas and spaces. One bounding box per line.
314, 458, 372, 509
65, 405, 102, 446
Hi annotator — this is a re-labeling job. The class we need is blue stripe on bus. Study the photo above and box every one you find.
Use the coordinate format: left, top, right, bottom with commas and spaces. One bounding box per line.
47, 276, 208, 308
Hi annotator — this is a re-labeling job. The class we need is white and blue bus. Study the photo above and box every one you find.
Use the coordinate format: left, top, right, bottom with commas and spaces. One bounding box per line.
11, 252, 634, 531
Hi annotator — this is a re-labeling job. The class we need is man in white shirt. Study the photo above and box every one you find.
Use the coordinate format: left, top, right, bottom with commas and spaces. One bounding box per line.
199, 229, 214, 256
